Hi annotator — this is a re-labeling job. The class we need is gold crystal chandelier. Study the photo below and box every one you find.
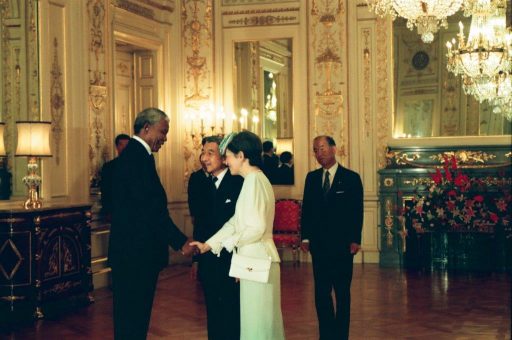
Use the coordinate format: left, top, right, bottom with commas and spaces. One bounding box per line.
367, 0, 464, 43
446, 2, 512, 120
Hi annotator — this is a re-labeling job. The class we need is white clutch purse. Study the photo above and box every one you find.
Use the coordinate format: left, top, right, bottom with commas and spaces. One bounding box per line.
229, 248, 271, 283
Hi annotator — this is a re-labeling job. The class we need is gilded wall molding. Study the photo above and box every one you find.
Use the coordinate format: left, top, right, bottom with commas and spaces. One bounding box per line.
50, 38, 64, 166
309, 0, 348, 162
386, 148, 510, 169
27, 0, 39, 120
222, 0, 297, 5
221, 6, 299, 27
1, 0, 14, 171
115, 0, 155, 19
375, 17, 391, 169
430, 151, 497, 165
88, 0, 108, 187
88, 85, 108, 185
362, 28, 371, 139
182, 0, 214, 190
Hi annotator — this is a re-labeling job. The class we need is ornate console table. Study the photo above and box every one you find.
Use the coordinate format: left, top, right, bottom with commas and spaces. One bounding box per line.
0, 202, 93, 322
378, 145, 511, 271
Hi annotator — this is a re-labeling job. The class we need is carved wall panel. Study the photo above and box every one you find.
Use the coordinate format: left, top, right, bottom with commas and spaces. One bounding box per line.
375, 16, 392, 170
181, 0, 214, 190
47, 3, 68, 198
308, 0, 348, 167
221, 6, 299, 28
87, 0, 108, 187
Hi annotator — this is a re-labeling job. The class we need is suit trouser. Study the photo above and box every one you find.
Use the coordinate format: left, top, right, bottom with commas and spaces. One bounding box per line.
199, 252, 240, 340
111, 264, 160, 340
312, 253, 354, 340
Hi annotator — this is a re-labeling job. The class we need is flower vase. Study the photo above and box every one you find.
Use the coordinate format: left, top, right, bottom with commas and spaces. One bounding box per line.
430, 231, 448, 268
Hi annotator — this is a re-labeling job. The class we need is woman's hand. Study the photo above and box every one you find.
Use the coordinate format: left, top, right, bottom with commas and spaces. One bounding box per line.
189, 241, 212, 254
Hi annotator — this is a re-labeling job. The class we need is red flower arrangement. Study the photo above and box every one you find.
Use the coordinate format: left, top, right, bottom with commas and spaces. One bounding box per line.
402, 156, 511, 237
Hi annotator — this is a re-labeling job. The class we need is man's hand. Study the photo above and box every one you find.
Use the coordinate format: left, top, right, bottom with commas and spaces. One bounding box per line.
350, 242, 361, 255
300, 241, 310, 253
181, 238, 198, 257
190, 262, 198, 280
189, 241, 212, 254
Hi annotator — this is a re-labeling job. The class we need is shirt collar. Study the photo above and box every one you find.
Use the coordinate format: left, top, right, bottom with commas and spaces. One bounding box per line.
132, 135, 152, 155
213, 168, 228, 188
323, 163, 338, 179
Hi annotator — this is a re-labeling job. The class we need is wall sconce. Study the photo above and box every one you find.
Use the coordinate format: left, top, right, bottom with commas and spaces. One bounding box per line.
0, 123, 12, 200
15, 121, 52, 209
184, 104, 237, 139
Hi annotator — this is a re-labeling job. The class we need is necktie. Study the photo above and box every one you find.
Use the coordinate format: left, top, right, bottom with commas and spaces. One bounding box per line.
323, 171, 330, 197
211, 176, 218, 188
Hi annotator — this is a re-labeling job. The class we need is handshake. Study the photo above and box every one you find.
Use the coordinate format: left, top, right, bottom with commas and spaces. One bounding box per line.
180, 238, 200, 256
180, 238, 212, 256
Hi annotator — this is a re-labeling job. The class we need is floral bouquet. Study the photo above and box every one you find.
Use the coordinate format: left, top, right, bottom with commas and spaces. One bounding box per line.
401, 156, 511, 237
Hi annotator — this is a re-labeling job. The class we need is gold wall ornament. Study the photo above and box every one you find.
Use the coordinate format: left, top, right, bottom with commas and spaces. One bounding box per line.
402, 177, 433, 186
375, 16, 391, 170
88, 85, 108, 184
50, 38, 64, 166
310, 0, 348, 163
87, 0, 108, 187
430, 150, 497, 165
27, 0, 40, 121
115, 0, 155, 19
386, 150, 420, 165
182, 0, 214, 191
362, 28, 372, 138
182, 0, 213, 104
384, 199, 393, 247
227, 14, 297, 27
383, 177, 394, 187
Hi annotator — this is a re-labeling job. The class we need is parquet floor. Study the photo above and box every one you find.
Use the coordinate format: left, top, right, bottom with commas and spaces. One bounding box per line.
2, 263, 511, 339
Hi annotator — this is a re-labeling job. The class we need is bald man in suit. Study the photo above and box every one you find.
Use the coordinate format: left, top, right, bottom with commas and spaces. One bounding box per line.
301, 135, 363, 340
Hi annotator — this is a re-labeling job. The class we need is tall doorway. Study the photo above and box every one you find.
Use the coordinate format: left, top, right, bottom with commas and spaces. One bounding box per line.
113, 41, 158, 137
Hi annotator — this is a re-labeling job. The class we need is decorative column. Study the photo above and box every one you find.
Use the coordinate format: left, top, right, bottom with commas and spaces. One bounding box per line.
87, 0, 108, 188
308, 0, 348, 167
181, 0, 214, 190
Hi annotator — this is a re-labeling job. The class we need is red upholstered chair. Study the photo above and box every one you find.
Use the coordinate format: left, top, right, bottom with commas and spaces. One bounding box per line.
273, 199, 302, 264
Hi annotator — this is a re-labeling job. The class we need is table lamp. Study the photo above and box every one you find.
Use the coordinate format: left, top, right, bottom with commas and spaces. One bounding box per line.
15, 121, 52, 209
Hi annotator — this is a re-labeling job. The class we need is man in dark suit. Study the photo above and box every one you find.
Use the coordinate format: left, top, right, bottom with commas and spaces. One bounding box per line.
100, 133, 130, 218
187, 138, 210, 228
109, 108, 197, 340
190, 135, 243, 340
262, 140, 279, 183
301, 135, 363, 340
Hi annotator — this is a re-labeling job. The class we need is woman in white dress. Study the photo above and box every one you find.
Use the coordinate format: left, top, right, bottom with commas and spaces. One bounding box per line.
191, 131, 285, 340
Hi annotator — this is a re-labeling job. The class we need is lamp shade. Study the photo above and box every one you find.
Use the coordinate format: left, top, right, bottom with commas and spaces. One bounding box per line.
0, 123, 6, 156
15, 121, 52, 157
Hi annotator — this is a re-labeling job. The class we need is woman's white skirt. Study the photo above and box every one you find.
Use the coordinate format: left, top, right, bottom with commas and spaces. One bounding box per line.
240, 262, 285, 340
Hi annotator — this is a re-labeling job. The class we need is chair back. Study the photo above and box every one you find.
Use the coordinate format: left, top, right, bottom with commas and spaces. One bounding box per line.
273, 199, 301, 232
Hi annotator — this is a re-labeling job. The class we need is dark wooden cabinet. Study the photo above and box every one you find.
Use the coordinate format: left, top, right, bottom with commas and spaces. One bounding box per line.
0, 202, 93, 322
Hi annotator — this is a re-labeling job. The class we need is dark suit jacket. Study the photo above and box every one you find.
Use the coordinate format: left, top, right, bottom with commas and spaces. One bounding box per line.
187, 168, 210, 221
99, 157, 119, 216
192, 170, 243, 244
109, 139, 187, 270
301, 164, 363, 258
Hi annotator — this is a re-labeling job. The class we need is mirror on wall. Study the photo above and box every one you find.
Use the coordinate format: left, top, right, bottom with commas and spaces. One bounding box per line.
393, 11, 511, 138
234, 39, 294, 185
0, 0, 40, 199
